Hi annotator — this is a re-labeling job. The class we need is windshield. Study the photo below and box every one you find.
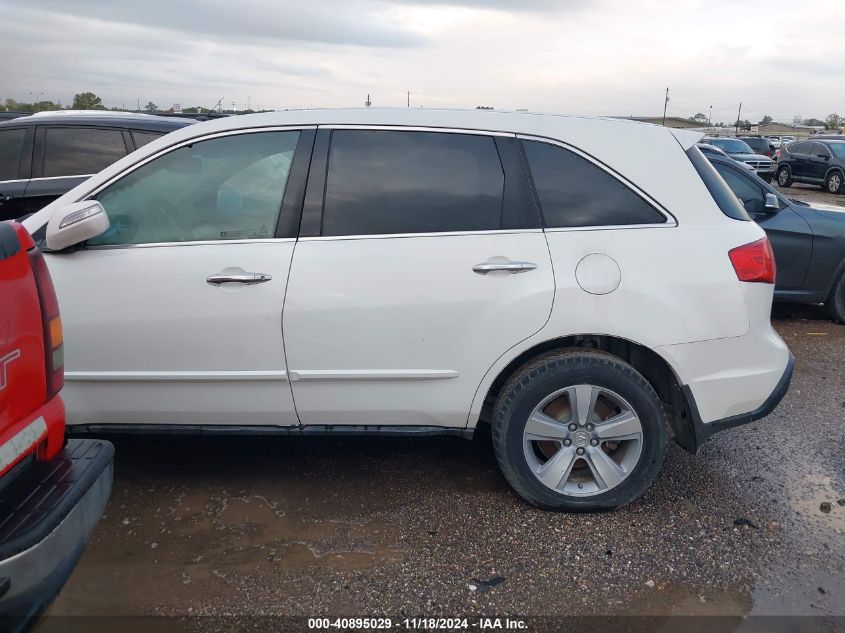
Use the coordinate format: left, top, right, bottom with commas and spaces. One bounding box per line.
711, 138, 754, 154
829, 143, 845, 158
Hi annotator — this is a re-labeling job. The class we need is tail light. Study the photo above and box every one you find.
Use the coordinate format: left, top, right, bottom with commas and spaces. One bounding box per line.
729, 237, 776, 284
28, 248, 64, 399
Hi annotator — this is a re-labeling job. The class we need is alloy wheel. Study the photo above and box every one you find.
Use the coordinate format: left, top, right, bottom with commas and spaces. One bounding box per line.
522, 384, 643, 496
829, 173, 842, 194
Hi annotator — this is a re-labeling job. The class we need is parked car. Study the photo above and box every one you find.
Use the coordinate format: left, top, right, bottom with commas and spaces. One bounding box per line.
0, 111, 193, 221
776, 140, 845, 194
740, 136, 773, 157
702, 137, 776, 182
808, 134, 845, 141
0, 221, 113, 627
767, 136, 782, 149
697, 143, 755, 171
705, 152, 845, 321
21, 109, 792, 512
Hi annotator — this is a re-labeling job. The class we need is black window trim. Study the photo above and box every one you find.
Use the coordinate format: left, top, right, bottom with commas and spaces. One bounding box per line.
516, 133, 677, 230
74, 125, 316, 250
298, 125, 543, 241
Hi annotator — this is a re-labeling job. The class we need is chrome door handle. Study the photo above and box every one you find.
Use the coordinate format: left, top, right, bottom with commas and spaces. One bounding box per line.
206, 272, 272, 285
472, 260, 537, 274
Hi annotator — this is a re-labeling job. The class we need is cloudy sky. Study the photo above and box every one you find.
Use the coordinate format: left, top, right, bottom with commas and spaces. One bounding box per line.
2, 0, 842, 123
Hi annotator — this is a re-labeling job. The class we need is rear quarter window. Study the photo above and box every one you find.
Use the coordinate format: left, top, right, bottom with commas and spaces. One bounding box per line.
686, 147, 751, 221
521, 139, 667, 228
131, 130, 164, 148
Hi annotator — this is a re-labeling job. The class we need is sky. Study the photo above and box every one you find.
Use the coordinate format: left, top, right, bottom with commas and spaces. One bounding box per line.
1, 0, 842, 123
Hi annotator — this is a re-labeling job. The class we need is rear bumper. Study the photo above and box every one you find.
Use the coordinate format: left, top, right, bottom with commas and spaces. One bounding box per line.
673, 353, 794, 453
0, 439, 113, 629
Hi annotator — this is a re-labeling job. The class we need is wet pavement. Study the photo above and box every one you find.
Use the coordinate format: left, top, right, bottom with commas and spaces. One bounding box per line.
43, 305, 844, 624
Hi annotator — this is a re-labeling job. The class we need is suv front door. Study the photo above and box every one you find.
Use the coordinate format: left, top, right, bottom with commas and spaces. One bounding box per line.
787, 142, 812, 179
283, 128, 554, 428
42, 128, 314, 428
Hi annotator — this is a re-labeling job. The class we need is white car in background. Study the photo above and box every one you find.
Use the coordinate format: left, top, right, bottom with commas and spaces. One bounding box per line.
23, 109, 793, 511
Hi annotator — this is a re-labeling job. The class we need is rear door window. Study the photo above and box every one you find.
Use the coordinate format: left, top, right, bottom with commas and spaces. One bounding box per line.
42, 127, 128, 177
0, 128, 27, 181
788, 142, 810, 155
322, 130, 505, 237
522, 139, 667, 228
810, 143, 831, 158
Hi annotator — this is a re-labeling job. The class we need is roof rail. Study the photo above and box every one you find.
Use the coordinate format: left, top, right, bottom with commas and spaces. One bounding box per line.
28, 110, 158, 118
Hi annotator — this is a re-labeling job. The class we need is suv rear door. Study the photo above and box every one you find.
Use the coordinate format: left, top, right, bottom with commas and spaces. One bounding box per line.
24, 126, 131, 212
283, 127, 554, 428
787, 141, 812, 178
808, 142, 832, 180
0, 126, 34, 221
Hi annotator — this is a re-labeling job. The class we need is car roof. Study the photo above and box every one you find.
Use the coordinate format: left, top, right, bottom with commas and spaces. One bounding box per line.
0, 110, 193, 132
138, 107, 705, 149
21, 108, 707, 235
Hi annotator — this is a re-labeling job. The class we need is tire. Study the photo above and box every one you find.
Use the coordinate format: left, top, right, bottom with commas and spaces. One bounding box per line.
491, 350, 668, 512
827, 272, 845, 324
825, 171, 843, 195
777, 166, 793, 188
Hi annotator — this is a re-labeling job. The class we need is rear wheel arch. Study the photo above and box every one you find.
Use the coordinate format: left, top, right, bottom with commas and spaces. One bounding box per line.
473, 334, 696, 451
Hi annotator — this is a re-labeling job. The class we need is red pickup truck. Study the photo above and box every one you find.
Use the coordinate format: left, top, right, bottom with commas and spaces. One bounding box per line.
0, 221, 112, 627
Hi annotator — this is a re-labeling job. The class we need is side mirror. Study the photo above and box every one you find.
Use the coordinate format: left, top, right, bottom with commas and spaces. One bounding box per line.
764, 193, 780, 212
46, 201, 110, 251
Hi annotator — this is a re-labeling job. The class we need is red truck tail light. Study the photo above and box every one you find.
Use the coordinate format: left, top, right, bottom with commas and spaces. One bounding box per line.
729, 237, 776, 284
28, 248, 64, 399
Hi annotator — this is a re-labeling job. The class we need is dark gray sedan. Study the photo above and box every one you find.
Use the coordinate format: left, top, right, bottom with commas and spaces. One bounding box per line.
706, 152, 845, 322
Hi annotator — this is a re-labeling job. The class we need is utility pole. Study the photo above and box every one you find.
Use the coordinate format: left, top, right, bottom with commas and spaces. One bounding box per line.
137, 98, 140, 112
709, 105, 712, 128
662, 87, 669, 126
407, 91, 410, 108
735, 102, 742, 136
365, 94, 372, 107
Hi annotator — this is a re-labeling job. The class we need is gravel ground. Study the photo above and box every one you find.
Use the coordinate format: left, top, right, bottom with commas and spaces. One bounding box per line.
39, 306, 843, 628
774, 181, 845, 208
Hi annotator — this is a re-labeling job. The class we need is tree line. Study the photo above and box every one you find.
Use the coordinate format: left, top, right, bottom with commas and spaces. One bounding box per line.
3, 92, 258, 115
689, 111, 843, 130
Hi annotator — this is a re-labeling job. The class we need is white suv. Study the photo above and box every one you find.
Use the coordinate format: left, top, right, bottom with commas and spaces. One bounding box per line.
23, 109, 793, 511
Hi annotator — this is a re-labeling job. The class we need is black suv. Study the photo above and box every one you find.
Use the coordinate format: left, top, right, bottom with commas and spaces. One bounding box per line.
705, 151, 845, 322
776, 139, 845, 194
0, 111, 193, 221
740, 136, 773, 157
